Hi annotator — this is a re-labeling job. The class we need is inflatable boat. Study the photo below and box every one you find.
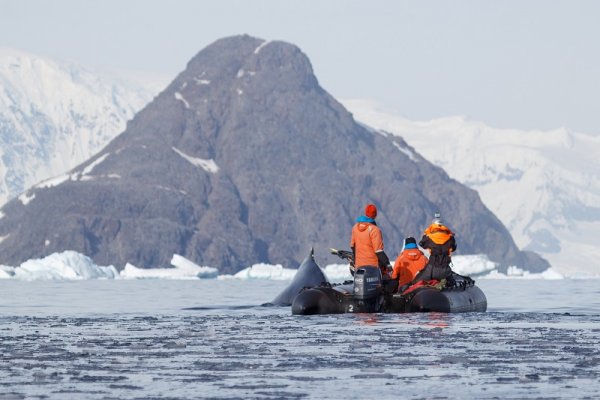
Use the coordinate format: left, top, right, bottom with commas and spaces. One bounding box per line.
270, 249, 487, 315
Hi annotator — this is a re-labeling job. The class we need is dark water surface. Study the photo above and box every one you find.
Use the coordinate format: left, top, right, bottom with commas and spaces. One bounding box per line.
1, 279, 599, 399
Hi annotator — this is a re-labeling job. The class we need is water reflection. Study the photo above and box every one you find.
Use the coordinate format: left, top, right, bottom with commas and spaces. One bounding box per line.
353, 312, 452, 329
353, 313, 380, 325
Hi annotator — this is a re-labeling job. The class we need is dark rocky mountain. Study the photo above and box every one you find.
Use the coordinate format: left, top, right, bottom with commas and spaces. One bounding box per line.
0, 35, 549, 274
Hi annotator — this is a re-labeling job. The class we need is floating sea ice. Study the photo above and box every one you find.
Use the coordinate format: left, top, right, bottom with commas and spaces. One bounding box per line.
0, 265, 15, 279
482, 265, 564, 280
323, 263, 353, 282
119, 254, 218, 279
231, 263, 296, 280
12, 251, 119, 280
451, 254, 498, 276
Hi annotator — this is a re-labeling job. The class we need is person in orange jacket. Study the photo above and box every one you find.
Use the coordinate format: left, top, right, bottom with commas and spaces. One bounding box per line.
391, 237, 428, 291
350, 203, 391, 278
414, 212, 456, 282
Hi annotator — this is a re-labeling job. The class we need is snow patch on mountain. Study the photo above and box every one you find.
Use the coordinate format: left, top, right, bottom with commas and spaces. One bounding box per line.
174, 92, 190, 108
172, 147, 219, 173
392, 141, 418, 162
254, 40, 270, 54
342, 99, 600, 277
81, 153, 110, 176
0, 47, 156, 206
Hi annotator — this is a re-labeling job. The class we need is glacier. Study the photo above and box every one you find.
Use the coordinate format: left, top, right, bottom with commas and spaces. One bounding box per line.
0, 47, 155, 206
342, 99, 600, 278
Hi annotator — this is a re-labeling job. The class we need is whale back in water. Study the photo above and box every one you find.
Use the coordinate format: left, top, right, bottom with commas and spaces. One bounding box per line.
270, 249, 329, 306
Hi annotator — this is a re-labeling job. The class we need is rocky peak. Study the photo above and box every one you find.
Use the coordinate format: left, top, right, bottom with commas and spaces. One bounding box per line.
0, 36, 550, 274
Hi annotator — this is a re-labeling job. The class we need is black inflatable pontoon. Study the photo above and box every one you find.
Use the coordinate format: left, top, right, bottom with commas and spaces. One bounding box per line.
272, 249, 487, 315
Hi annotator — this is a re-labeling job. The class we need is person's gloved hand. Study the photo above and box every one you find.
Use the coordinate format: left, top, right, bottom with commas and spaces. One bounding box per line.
383, 264, 392, 277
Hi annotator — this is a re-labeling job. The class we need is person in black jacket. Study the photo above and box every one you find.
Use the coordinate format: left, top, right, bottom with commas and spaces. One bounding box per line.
414, 212, 456, 282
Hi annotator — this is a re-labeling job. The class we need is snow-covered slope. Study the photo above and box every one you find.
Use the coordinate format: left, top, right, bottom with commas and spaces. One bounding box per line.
342, 99, 600, 277
0, 47, 156, 206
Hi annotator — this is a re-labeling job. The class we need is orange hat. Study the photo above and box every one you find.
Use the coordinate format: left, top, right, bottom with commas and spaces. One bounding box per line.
365, 204, 377, 219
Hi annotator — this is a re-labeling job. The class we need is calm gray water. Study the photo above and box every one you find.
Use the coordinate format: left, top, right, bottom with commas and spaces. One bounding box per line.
1, 279, 599, 399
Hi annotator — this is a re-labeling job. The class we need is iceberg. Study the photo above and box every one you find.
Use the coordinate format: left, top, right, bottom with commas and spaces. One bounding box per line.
323, 263, 353, 282
228, 263, 297, 280
481, 265, 564, 280
0, 251, 572, 281
2, 251, 119, 281
451, 254, 498, 276
0, 265, 15, 279
119, 254, 218, 279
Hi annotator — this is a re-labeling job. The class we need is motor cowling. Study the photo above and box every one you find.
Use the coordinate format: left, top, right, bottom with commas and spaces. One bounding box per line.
353, 267, 382, 299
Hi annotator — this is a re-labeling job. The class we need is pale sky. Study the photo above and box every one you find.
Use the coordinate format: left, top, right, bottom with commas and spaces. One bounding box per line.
1, 0, 599, 134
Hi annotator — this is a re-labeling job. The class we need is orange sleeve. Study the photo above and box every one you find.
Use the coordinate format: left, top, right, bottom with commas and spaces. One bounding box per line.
370, 226, 384, 252
391, 256, 402, 280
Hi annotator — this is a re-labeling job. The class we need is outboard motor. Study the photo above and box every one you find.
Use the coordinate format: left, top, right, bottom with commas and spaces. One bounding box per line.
353, 267, 382, 299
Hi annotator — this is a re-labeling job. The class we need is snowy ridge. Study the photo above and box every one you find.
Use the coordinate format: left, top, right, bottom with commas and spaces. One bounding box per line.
0, 47, 155, 206
0, 251, 576, 281
16, 152, 121, 205
342, 99, 600, 278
